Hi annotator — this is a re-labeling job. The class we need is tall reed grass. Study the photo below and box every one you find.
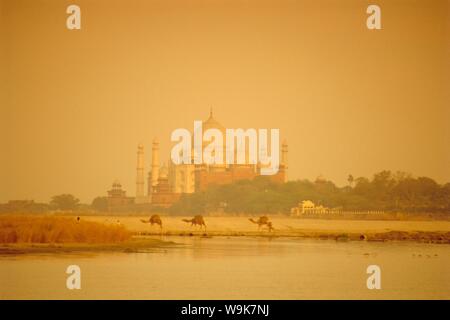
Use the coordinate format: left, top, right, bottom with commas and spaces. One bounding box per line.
0, 215, 131, 243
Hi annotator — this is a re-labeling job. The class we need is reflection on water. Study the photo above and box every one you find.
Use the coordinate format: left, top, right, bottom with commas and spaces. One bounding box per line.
0, 237, 449, 299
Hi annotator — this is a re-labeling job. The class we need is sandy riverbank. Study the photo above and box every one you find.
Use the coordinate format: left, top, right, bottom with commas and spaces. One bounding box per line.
82, 215, 450, 243
1, 215, 449, 255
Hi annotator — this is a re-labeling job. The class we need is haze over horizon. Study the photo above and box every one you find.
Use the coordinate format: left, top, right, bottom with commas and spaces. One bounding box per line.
1, 0, 449, 203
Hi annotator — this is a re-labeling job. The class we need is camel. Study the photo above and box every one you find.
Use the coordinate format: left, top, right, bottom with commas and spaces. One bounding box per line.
141, 214, 163, 229
182, 215, 206, 230
249, 216, 274, 231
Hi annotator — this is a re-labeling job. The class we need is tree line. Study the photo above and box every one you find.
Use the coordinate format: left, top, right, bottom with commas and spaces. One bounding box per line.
1, 170, 449, 214
169, 171, 450, 214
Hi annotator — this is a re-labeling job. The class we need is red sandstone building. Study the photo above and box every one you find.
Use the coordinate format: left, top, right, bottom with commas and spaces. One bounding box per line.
106, 180, 134, 211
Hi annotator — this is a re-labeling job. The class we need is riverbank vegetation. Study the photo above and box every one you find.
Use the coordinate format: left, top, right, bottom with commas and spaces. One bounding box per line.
0, 215, 131, 243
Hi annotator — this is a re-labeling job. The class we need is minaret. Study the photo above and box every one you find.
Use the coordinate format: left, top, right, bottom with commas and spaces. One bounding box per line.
151, 137, 160, 193
281, 139, 288, 181
135, 143, 145, 203
147, 171, 152, 196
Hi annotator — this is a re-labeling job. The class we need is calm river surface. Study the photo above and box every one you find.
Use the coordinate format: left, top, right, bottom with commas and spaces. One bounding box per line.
0, 237, 449, 299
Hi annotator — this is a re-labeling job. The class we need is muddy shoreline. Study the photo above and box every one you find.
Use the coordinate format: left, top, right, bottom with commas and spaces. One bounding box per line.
1, 229, 449, 256
0, 238, 179, 255
138, 229, 450, 243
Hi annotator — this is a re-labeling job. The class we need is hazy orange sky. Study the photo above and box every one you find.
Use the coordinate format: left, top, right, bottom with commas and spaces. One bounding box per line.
1, 0, 449, 203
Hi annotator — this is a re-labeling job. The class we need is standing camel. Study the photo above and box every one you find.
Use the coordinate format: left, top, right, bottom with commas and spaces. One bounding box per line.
141, 214, 163, 229
249, 216, 274, 231
182, 215, 206, 231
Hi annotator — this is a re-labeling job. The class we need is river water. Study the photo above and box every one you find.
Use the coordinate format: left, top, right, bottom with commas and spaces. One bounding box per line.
0, 237, 449, 299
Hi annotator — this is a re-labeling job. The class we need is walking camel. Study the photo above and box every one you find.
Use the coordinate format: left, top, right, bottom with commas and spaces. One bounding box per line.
182, 215, 207, 231
249, 216, 274, 232
141, 214, 163, 229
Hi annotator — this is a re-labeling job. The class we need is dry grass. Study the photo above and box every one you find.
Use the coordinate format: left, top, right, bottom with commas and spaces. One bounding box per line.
0, 215, 131, 244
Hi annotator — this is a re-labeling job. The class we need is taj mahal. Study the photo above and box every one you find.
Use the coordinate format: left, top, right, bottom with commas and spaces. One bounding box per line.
107, 111, 288, 210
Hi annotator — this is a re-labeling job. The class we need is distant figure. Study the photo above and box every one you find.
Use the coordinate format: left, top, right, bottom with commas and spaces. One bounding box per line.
182, 215, 206, 230
249, 216, 273, 231
76, 216, 80, 223
140, 214, 163, 229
